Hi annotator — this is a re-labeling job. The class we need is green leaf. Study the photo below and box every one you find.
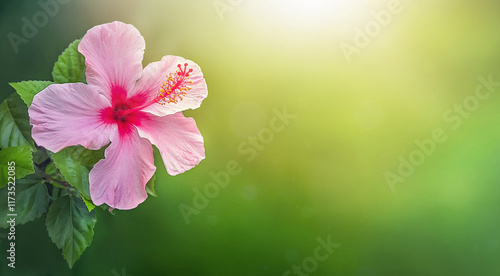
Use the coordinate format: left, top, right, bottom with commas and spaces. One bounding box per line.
44, 162, 67, 188
9, 81, 53, 107
51, 186, 69, 199
45, 162, 58, 175
51, 148, 90, 198
32, 146, 49, 164
146, 174, 157, 197
58, 145, 105, 167
0, 93, 36, 150
50, 145, 105, 210
0, 145, 34, 189
81, 196, 96, 212
0, 174, 50, 228
46, 195, 96, 268
52, 39, 86, 84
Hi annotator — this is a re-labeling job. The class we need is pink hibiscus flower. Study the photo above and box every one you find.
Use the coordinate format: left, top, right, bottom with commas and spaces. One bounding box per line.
29, 21, 207, 210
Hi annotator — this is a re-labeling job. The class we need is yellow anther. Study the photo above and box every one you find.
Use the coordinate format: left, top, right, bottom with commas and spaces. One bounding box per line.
154, 63, 194, 105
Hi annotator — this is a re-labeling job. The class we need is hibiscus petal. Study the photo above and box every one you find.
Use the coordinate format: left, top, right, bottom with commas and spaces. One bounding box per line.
29, 83, 114, 152
130, 55, 208, 116
78, 21, 145, 102
136, 112, 205, 175
89, 129, 156, 210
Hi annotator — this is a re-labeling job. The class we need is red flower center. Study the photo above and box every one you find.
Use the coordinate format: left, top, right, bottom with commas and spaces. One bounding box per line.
100, 63, 194, 136
101, 95, 144, 136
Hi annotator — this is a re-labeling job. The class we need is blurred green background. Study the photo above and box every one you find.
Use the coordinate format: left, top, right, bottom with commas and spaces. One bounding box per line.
1, 0, 500, 275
